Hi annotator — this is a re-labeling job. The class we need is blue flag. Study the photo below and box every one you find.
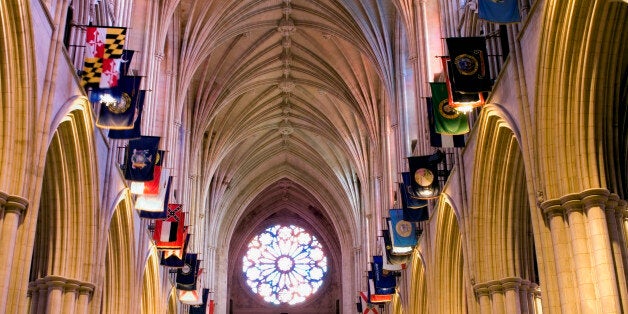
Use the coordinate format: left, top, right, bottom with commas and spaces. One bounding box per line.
176, 253, 199, 290
124, 136, 160, 181
108, 90, 144, 139
367, 271, 393, 303
372, 256, 398, 293
478, 0, 521, 23
94, 75, 142, 129
388, 209, 417, 251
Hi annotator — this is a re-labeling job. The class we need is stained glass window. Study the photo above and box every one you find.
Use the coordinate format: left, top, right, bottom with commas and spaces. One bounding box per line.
242, 224, 328, 305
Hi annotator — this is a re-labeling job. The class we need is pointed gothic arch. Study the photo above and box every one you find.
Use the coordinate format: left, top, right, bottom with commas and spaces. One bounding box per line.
28, 100, 100, 313
431, 202, 465, 314
469, 108, 542, 313
102, 192, 138, 313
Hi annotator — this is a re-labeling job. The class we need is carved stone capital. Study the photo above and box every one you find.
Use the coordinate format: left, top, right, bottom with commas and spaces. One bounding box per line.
560, 193, 582, 215
580, 188, 610, 209
5, 195, 28, 215
540, 199, 563, 218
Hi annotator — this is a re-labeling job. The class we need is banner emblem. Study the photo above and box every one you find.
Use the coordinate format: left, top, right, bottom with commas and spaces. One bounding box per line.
454, 53, 479, 75
395, 220, 413, 237
131, 149, 152, 169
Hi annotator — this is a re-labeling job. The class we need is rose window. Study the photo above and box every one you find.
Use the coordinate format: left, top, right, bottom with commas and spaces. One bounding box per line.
242, 225, 327, 305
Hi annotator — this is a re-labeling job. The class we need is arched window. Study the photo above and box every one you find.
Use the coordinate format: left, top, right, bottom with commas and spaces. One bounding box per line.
242, 224, 327, 305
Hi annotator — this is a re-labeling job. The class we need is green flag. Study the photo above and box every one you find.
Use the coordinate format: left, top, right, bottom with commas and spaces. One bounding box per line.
429, 82, 470, 135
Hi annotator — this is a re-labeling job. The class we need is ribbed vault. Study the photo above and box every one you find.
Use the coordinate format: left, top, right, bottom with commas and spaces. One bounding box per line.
159, 0, 403, 311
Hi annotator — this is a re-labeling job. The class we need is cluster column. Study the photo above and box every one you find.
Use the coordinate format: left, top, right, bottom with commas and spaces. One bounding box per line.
0, 193, 29, 313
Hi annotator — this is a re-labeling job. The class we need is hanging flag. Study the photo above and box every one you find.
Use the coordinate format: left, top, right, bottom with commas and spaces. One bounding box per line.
85, 26, 107, 58
429, 82, 470, 135
123, 135, 160, 181
359, 291, 379, 314
107, 90, 144, 139
407, 152, 445, 199
382, 230, 413, 264
367, 271, 393, 303
176, 253, 199, 291
387, 209, 416, 253
380, 238, 405, 271
81, 57, 103, 87
160, 234, 190, 268
131, 150, 165, 195
445, 37, 492, 93
103, 27, 126, 58
136, 172, 172, 215
478, 0, 521, 23
154, 204, 186, 249
180, 268, 204, 305
399, 172, 429, 222
425, 97, 466, 147
372, 256, 397, 294
94, 75, 142, 129
119, 50, 135, 76
188, 288, 210, 313
82, 27, 127, 88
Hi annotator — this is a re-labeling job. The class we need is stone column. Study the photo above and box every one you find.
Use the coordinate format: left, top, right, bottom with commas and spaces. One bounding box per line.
581, 189, 621, 313
474, 284, 492, 314
488, 280, 505, 314
27, 284, 37, 314
0, 195, 28, 313
62, 281, 79, 314
502, 277, 522, 314
76, 284, 94, 313
27, 276, 94, 313
46, 279, 66, 314
561, 194, 597, 312
541, 199, 578, 313
606, 195, 628, 313
518, 280, 532, 314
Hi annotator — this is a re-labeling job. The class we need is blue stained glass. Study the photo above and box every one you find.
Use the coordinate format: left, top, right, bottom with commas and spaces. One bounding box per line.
242, 224, 328, 305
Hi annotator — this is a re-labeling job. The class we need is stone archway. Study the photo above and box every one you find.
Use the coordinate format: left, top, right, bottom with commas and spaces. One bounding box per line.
469, 110, 541, 313
102, 193, 138, 313
28, 105, 100, 313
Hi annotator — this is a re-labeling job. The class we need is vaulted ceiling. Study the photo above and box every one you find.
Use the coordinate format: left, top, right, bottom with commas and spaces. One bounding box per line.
164, 0, 403, 237
162, 0, 406, 309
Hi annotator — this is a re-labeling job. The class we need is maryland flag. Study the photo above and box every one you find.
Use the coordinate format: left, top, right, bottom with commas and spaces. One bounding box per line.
82, 26, 126, 88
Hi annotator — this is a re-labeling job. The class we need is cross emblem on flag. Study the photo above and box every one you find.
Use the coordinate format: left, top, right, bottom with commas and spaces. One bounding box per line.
167, 204, 181, 221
